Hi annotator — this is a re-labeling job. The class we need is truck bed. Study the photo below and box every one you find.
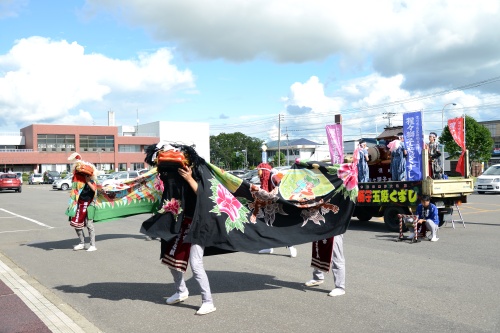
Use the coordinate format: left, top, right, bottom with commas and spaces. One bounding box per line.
422, 178, 474, 197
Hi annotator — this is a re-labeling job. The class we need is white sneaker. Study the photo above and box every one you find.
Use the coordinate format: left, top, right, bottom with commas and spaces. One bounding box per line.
328, 288, 345, 297
166, 291, 189, 305
407, 233, 415, 239
86, 245, 97, 252
305, 279, 324, 287
430, 236, 439, 242
289, 246, 297, 258
258, 248, 273, 254
73, 244, 85, 251
196, 303, 216, 315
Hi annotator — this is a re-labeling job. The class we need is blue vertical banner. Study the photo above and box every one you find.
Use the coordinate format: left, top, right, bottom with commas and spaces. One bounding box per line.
403, 111, 423, 181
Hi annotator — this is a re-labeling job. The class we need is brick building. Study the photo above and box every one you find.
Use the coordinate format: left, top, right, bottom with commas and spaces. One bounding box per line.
0, 124, 159, 173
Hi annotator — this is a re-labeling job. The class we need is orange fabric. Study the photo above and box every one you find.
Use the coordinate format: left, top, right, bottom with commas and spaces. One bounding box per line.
157, 150, 189, 167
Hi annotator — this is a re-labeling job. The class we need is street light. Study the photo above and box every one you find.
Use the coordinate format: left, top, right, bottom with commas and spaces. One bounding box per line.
441, 102, 457, 173
241, 149, 248, 169
261, 143, 267, 163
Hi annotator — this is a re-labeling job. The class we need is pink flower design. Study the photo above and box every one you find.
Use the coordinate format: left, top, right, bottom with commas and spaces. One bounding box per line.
159, 198, 183, 218
154, 175, 164, 192
338, 162, 358, 191
216, 184, 242, 221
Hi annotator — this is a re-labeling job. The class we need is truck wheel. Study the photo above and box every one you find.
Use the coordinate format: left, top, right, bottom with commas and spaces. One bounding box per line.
384, 206, 406, 232
356, 209, 373, 222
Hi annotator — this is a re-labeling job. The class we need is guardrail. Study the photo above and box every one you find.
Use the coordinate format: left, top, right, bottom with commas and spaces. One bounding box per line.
0, 149, 34, 152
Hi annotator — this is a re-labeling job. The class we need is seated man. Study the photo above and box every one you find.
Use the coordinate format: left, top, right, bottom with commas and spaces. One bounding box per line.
408, 195, 439, 242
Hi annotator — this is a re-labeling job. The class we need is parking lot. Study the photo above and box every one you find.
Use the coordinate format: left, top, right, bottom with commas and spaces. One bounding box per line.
1, 185, 500, 333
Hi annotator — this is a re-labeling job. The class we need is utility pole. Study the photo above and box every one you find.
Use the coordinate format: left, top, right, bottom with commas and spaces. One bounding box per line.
277, 114, 284, 166
382, 111, 396, 127
136, 109, 139, 135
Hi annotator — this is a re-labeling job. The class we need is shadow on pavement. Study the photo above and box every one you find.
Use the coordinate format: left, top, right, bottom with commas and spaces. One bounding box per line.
55, 270, 308, 303
22, 234, 147, 251
347, 219, 388, 232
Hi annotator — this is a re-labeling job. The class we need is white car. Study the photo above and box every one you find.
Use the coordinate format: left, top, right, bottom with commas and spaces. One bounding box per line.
475, 164, 500, 194
29, 173, 44, 185
52, 175, 73, 190
101, 171, 139, 187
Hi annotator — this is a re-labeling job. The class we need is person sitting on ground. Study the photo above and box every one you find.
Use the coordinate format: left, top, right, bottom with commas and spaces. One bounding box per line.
408, 195, 440, 242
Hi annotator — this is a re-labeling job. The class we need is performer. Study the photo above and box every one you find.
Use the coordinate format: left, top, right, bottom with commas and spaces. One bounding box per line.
305, 234, 346, 297
137, 143, 357, 313
256, 162, 297, 258
65, 152, 98, 252
357, 139, 369, 182
388, 132, 407, 181
426, 132, 443, 179
142, 143, 216, 315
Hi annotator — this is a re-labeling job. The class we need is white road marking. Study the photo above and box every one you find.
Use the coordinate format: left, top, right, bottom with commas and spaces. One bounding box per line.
0, 208, 53, 229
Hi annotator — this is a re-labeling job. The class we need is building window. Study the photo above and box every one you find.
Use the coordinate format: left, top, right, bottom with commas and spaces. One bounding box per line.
118, 144, 141, 152
131, 163, 144, 170
118, 163, 128, 171
80, 135, 114, 152
37, 134, 75, 152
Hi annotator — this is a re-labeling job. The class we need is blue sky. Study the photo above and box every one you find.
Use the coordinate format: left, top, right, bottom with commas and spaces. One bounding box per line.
1, 0, 500, 143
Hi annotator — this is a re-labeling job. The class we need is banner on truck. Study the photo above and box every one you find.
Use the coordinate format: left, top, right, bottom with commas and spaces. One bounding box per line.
325, 124, 343, 164
403, 111, 423, 181
448, 116, 466, 176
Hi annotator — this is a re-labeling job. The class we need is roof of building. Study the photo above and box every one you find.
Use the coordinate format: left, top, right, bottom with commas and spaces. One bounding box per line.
265, 138, 321, 149
376, 126, 404, 140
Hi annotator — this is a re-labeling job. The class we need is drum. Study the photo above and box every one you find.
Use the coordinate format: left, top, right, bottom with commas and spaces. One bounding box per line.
367, 145, 391, 165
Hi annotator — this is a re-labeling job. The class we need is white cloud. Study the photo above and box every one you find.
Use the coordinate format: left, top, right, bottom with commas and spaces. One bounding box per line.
0, 36, 194, 128
84, 0, 500, 92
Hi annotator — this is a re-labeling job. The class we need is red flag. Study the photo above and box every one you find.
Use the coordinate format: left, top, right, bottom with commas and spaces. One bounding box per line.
448, 117, 465, 176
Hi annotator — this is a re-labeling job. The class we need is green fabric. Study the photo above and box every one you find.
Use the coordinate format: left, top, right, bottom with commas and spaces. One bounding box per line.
92, 169, 162, 222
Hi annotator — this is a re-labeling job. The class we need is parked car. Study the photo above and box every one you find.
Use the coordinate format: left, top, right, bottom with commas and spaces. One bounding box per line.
228, 170, 247, 177
29, 173, 44, 185
137, 168, 150, 175
96, 174, 112, 183
101, 171, 139, 187
43, 170, 61, 184
52, 175, 73, 191
475, 164, 500, 194
0, 173, 22, 192
240, 169, 258, 181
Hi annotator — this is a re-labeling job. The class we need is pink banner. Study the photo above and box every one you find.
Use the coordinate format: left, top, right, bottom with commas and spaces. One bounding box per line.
448, 117, 465, 176
326, 124, 343, 164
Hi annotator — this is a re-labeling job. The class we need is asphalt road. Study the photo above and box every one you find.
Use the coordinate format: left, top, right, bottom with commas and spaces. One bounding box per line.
1, 185, 499, 333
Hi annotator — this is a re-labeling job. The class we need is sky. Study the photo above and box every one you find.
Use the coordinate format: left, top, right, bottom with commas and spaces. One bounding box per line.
1, 0, 500, 144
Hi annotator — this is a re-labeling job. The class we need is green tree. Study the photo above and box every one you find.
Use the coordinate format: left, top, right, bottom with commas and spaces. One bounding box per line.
271, 152, 287, 166
210, 132, 264, 170
440, 115, 493, 164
